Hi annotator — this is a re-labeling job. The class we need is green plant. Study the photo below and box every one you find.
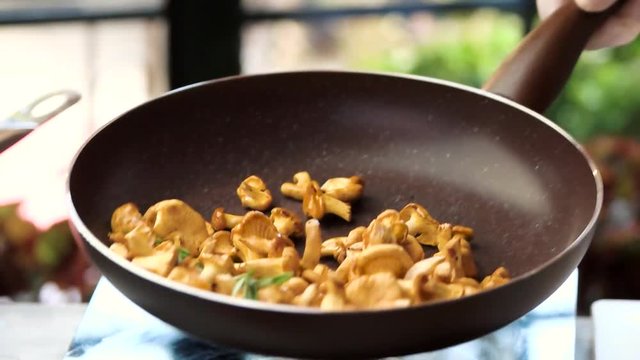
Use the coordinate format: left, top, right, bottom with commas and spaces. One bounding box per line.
549, 44, 640, 141
357, 9, 640, 142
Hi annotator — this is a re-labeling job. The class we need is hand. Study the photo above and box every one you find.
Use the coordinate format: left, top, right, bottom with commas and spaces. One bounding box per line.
537, 0, 640, 49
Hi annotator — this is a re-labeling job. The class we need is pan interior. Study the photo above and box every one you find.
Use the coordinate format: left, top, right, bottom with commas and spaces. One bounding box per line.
69, 72, 598, 279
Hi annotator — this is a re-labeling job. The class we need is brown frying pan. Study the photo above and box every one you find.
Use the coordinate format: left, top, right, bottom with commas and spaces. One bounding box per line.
68, 3, 612, 358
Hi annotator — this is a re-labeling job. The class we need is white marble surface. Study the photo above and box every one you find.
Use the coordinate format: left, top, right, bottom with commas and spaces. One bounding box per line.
0, 303, 87, 360
61, 271, 593, 360
0, 269, 602, 360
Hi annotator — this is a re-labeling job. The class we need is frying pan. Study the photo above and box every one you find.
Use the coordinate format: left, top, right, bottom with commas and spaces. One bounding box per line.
68, 3, 610, 358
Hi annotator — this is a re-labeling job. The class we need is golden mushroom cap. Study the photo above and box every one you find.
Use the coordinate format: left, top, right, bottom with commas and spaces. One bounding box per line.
320, 175, 364, 202
231, 211, 280, 261
362, 210, 408, 248
199, 230, 236, 256
345, 272, 408, 309
270, 207, 304, 237
355, 243, 414, 278
398, 203, 441, 246
142, 199, 209, 254
110, 202, 142, 234
131, 240, 178, 277
236, 175, 273, 211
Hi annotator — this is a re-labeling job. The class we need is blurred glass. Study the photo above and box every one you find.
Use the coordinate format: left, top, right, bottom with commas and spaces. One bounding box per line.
242, 9, 523, 75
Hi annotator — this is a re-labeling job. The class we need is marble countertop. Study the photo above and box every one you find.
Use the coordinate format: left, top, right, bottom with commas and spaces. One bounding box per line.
64, 270, 595, 360
0, 302, 87, 360
0, 269, 611, 360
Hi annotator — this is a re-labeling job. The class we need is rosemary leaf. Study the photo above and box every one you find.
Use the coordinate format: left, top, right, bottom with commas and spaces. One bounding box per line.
177, 247, 190, 264
232, 274, 247, 297
256, 272, 293, 288
232, 271, 292, 300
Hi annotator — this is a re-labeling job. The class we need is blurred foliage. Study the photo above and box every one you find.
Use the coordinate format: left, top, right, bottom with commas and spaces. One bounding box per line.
356, 9, 640, 142
0, 203, 93, 301
550, 44, 640, 141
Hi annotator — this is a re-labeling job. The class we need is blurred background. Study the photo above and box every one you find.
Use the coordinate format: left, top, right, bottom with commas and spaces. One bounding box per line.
0, 0, 638, 315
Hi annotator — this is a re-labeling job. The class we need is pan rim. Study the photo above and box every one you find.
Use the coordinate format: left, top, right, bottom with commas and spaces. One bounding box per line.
66, 69, 603, 315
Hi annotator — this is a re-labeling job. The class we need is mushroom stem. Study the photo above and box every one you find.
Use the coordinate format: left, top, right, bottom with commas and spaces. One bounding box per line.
281, 171, 312, 200
300, 219, 322, 270
211, 207, 244, 231
322, 194, 351, 221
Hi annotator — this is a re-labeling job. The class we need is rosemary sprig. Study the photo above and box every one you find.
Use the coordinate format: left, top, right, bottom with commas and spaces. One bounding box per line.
177, 247, 190, 264
232, 271, 293, 300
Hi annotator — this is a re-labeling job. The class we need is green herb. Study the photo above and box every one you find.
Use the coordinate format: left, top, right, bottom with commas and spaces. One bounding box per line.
232, 271, 293, 300
154, 237, 163, 246
256, 272, 293, 288
177, 247, 190, 264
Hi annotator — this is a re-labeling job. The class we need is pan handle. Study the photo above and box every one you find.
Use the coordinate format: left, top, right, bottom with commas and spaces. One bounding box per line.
482, 0, 625, 114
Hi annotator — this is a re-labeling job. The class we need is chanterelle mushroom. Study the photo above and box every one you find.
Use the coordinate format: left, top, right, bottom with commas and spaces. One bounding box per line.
110, 202, 142, 237
142, 199, 209, 254
421, 275, 465, 301
400, 235, 425, 263
281, 171, 312, 200
333, 253, 357, 284
243, 247, 300, 277
237, 175, 273, 211
320, 176, 364, 202
362, 210, 408, 248
210, 207, 243, 231
270, 207, 304, 237
480, 267, 510, 289
199, 231, 236, 257
123, 222, 155, 257
398, 203, 441, 246
292, 283, 321, 307
231, 211, 293, 261
198, 253, 234, 284
355, 244, 414, 278
302, 264, 330, 284
131, 240, 177, 277
321, 237, 347, 263
280, 277, 309, 297
404, 253, 446, 281
446, 235, 478, 278
168, 266, 211, 290
300, 219, 322, 270
345, 272, 409, 309
452, 225, 474, 239
320, 279, 349, 311
302, 180, 325, 219
303, 181, 351, 221
109, 242, 129, 259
